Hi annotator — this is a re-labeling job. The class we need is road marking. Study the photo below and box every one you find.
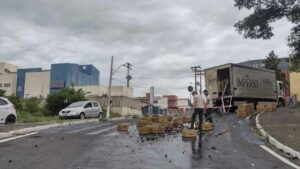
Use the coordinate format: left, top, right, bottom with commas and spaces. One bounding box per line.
87, 126, 116, 135
65, 123, 112, 134
0, 132, 38, 144
260, 145, 300, 169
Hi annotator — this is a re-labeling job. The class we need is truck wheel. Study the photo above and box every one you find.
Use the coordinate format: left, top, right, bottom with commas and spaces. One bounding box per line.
278, 99, 285, 107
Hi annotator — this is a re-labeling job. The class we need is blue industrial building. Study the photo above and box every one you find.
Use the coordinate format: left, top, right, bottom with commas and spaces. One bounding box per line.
50, 63, 100, 93
16, 68, 42, 98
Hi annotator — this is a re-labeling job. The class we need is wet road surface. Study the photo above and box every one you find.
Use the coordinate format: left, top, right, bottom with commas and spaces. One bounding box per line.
0, 115, 295, 169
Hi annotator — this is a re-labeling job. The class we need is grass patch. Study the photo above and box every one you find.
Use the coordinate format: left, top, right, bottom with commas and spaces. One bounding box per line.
102, 110, 122, 118
17, 111, 59, 123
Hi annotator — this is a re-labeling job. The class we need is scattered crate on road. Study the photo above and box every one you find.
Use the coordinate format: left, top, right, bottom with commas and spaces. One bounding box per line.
151, 124, 166, 134
202, 122, 213, 131
138, 126, 152, 135
236, 103, 254, 118
137, 119, 152, 127
117, 123, 129, 132
158, 115, 172, 123
182, 129, 197, 138
256, 103, 276, 112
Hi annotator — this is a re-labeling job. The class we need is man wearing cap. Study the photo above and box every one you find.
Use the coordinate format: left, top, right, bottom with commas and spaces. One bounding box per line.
190, 91, 206, 134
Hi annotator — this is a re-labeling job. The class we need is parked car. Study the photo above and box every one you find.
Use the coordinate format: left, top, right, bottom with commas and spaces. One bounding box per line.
0, 97, 17, 124
59, 101, 103, 119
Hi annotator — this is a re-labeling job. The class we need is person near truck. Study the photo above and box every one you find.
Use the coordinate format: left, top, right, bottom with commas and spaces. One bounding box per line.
190, 91, 206, 134
204, 90, 213, 123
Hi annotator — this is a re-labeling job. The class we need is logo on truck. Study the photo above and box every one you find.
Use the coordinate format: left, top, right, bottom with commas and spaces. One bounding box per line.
236, 77, 259, 88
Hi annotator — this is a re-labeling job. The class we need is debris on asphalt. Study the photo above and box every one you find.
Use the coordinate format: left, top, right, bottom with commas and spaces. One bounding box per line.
215, 129, 229, 137
169, 160, 172, 163
34, 144, 38, 148
251, 163, 255, 167
208, 155, 212, 159
8, 160, 12, 163
61, 137, 64, 140
211, 146, 216, 150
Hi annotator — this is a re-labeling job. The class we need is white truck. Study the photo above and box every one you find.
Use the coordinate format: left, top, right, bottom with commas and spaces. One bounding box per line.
204, 63, 285, 112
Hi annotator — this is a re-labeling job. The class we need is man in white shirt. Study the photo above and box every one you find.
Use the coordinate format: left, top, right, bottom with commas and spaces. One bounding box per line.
190, 91, 206, 133
204, 90, 213, 123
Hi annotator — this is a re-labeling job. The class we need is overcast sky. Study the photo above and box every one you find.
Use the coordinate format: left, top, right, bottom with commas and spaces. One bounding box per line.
0, 0, 293, 98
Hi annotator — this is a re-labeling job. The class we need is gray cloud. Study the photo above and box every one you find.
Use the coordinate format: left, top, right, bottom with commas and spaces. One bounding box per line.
0, 0, 292, 97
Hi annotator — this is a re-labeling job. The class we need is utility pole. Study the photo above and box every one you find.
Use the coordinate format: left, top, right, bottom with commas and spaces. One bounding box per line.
190, 66, 201, 92
124, 62, 132, 87
106, 56, 113, 119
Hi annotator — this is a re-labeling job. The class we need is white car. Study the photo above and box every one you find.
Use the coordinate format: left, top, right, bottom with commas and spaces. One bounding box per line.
0, 97, 17, 124
59, 101, 103, 119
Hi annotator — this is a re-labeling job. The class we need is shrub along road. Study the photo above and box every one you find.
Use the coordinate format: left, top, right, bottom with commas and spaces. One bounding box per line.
0, 115, 296, 169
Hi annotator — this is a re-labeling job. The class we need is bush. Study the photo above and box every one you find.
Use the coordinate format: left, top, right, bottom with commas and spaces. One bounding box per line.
7, 95, 23, 111
45, 88, 86, 116
0, 89, 6, 97
24, 97, 42, 113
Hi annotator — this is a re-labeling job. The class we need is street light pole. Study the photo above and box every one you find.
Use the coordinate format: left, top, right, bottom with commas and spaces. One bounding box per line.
106, 56, 113, 119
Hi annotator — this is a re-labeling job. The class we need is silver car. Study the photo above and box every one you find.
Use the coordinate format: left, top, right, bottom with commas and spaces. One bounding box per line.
59, 101, 102, 119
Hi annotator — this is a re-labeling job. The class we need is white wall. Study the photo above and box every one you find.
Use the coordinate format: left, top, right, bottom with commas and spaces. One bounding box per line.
0, 73, 17, 96
157, 97, 168, 109
24, 71, 50, 98
74, 85, 107, 97
74, 85, 133, 98
0, 62, 18, 75
111, 107, 142, 116
111, 86, 133, 98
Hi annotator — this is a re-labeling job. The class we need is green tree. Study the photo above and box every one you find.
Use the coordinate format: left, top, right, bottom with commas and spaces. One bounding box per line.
45, 88, 86, 116
234, 0, 300, 70
263, 50, 284, 81
24, 97, 42, 114
0, 89, 6, 97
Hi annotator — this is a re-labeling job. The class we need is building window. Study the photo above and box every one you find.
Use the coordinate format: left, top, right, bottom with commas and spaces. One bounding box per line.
17, 86, 22, 92
4, 83, 10, 87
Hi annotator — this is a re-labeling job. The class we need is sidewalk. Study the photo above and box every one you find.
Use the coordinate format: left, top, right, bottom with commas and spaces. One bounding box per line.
259, 107, 300, 153
0, 122, 54, 133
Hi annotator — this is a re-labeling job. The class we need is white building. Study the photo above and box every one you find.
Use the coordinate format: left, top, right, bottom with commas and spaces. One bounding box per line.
0, 62, 18, 96
156, 97, 168, 109
74, 85, 133, 98
24, 70, 50, 98
177, 98, 190, 113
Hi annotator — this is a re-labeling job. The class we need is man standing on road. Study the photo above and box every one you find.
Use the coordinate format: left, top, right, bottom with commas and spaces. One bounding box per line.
204, 90, 213, 123
190, 91, 206, 134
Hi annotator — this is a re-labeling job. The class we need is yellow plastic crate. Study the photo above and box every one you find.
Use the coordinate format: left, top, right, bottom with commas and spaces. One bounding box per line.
117, 123, 129, 132
182, 129, 197, 138
202, 122, 213, 131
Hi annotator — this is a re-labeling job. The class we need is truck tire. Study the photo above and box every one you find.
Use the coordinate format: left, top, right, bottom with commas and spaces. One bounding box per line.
277, 99, 285, 107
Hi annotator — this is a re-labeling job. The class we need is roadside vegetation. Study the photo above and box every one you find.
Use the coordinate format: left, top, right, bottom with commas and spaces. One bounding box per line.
2, 88, 86, 123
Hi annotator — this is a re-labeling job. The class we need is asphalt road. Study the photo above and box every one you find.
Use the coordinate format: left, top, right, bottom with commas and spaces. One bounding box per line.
0, 115, 295, 169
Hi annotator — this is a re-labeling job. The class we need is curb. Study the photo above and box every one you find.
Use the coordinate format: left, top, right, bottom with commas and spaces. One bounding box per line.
256, 112, 300, 159
0, 118, 99, 140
